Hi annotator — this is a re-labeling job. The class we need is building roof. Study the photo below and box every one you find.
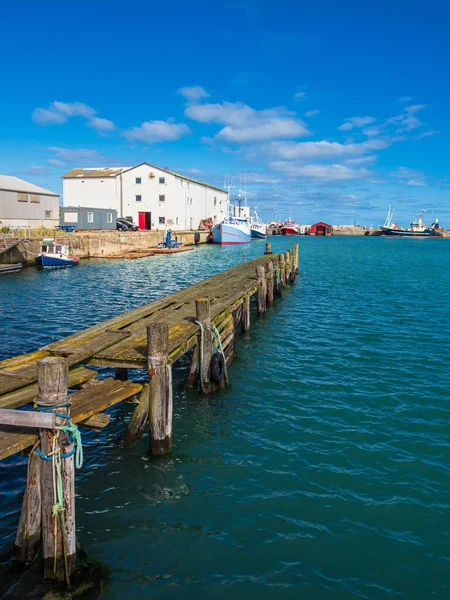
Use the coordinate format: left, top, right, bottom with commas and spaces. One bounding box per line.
62, 162, 226, 193
0, 174, 59, 196
62, 167, 130, 178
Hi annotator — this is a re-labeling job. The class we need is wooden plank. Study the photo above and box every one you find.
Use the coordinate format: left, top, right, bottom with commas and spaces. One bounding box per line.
0, 379, 143, 461
0, 367, 97, 410
0, 409, 55, 429
80, 413, 110, 429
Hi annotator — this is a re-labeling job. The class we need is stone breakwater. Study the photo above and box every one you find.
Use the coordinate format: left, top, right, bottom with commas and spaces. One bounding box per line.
0, 230, 211, 265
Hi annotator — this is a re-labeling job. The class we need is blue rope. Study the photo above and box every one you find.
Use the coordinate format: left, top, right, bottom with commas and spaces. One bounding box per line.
195, 320, 228, 387
34, 404, 83, 468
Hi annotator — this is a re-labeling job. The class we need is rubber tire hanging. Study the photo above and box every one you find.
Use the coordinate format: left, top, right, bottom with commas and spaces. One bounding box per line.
210, 352, 225, 383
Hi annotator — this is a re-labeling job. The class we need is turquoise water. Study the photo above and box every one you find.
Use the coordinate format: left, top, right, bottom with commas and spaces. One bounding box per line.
1, 237, 450, 599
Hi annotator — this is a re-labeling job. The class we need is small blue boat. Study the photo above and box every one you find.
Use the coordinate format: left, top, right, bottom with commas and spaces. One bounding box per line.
36, 238, 80, 268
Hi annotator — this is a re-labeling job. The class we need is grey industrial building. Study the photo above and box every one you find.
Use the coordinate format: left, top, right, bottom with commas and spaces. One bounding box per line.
60, 206, 117, 230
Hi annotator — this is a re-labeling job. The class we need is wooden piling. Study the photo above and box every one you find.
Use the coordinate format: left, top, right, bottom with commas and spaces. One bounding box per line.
124, 383, 150, 444
242, 293, 251, 333
279, 254, 286, 287
147, 324, 172, 455
284, 252, 291, 284
37, 357, 76, 582
293, 242, 299, 272
264, 242, 272, 255
14, 450, 42, 563
184, 344, 200, 388
195, 298, 215, 393
256, 265, 267, 317
266, 261, 274, 304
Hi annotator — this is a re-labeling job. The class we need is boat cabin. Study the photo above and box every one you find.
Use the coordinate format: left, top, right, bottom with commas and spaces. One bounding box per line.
311, 222, 332, 236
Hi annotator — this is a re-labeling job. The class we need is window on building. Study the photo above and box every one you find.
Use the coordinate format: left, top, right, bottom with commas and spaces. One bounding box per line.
159, 177, 165, 184
186, 197, 193, 206
30, 194, 40, 203
87, 212, 94, 223
188, 181, 191, 188
159, 216, 165, 224
64, 212, 78, 223
135, 177, 141, 184
176, 217, 179, 225
159, 195, 165, 202
45, 210, 52, 218
107, 213, 113, 223
136, 195, 142, 202
214, 197, 217, 206
181, 180, 184, 187
17, 192, 28, 202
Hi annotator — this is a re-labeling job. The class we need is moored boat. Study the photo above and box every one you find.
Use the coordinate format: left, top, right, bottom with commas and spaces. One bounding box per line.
212, 192, 251, 245
380, 208, 443, 238
250, 210, 267, 239
0, 262, 23, 275
36, 238, 80, 268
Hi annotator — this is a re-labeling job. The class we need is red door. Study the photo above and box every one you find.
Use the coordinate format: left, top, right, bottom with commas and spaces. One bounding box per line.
138, 212, 146, 230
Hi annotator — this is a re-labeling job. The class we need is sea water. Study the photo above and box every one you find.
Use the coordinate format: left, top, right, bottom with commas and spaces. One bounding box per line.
1, 236, 450, 599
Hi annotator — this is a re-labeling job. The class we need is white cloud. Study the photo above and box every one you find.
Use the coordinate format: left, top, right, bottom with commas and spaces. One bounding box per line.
338, 116, 375, 131
407, 179, 426, 187
48, 147, 104, 162
345, 155, 377, 165
185, 101, 310, 143
294, 92, 306, 100
48, 158, 66, 167
270, 161, 371, 180
32, 101, 96, 125
305, 110, 320, 117
405, 104, 427, 115
177, 86, 210, 102
124, 120, 191, 143
398, 96, 413, 103
263, 138, 389, 160
26, 165, 49, 176
87, 117, 116, 132
415, 129, 438, 140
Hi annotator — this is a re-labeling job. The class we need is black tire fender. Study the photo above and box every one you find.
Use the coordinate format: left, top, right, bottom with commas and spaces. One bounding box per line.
210, 352, 225, 383
194, 231, 201, 244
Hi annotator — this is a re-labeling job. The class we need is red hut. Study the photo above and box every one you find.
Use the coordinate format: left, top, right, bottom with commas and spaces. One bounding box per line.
311, 222, 332, 236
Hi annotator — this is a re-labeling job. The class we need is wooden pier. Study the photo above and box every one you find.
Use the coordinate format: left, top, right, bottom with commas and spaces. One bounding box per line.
0, 242, 298, 584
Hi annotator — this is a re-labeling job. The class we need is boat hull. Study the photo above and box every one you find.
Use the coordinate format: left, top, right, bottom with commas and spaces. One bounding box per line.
36, 255, 80, 268
380, 227, 443, 238
281, 226, 298, 235
251, 228, 267, 239
212, 223, 251, 244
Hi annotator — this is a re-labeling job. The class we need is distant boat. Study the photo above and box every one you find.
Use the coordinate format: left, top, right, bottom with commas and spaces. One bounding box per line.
0, 263, 23, 275
250, 210, 267, 239
281, 210, 298, 236
36, 238, 80, 268
380, 207, 443, 238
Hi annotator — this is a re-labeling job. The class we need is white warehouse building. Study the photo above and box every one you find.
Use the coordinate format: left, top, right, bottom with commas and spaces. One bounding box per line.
62, 162, 228, 231
0, 174, 60, 228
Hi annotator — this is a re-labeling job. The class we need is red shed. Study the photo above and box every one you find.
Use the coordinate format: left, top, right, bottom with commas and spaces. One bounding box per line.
311, 221, 332, 236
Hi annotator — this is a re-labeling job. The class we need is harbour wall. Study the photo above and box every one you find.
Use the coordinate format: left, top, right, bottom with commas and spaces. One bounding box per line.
0, 230, 211, 265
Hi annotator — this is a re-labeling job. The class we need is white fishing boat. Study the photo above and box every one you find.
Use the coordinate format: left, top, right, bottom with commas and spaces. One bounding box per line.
212, 192, 251, 244
380, 207, 443, 238
250, 210, 267, 239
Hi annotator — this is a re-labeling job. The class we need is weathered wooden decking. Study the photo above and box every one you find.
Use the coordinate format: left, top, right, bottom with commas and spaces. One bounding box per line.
0, 247, 298, 461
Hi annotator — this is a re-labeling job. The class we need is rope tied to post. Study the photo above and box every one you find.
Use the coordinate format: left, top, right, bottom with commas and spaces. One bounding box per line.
195, 320, 228, 390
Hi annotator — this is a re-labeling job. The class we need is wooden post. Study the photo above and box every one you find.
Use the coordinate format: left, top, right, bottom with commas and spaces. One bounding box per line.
293, 242, 299, 272
184, 344, 200, 388
242, 294, 250, 333
124, 383, 150, 444
37, 357, 76, 582
279, 254, 286, 287
195, 298, 216, 393
264, 242, 272, 255
266, 261, 274, 304
147, 324, 172, 455
115, 368, 128, 381
284, 252, 290, 284
256, 265, 267, 317
14, 450, 42, 563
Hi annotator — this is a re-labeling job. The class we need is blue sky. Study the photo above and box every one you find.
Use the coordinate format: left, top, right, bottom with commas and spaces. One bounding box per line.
1, 0, 449, 225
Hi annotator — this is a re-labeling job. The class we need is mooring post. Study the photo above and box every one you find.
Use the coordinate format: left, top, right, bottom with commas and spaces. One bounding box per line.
284, 252, 291, 284
264, 241, 272, 255
279, 254, 286, 287
115, 368, 128, 381
124, 383, 150, 444
266, 261, 274, 304
195, 298, 215, 393
242, 293, 251, 333
14, 450, 42, 564
185, 344, 200, 388
37, 357, 76, 582
256, 265, 267, 317
293, 242, 299, 272
147, 324, 172, 455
